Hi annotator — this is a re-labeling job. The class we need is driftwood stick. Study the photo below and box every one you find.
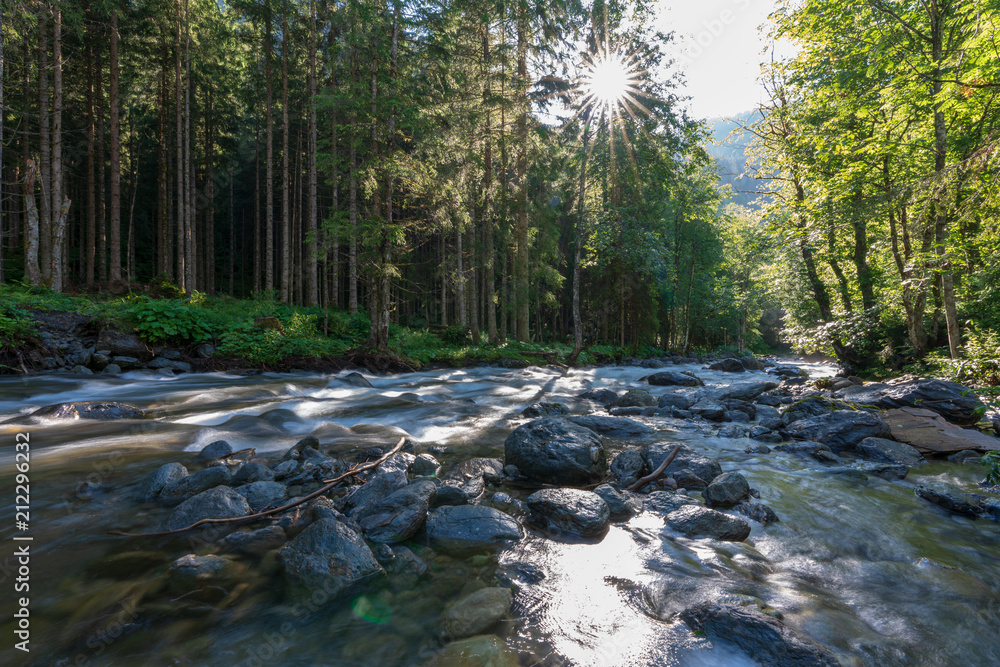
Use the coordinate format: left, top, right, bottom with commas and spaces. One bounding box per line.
626, 444, 680, 491
503, 474, 612, 491
109, 437, 407, 538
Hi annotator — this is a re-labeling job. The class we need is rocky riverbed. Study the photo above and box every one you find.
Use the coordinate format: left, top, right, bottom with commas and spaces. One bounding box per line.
1, 358, 999, 666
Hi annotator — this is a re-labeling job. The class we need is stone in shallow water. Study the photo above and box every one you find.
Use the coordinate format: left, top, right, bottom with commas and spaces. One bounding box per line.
165, 485, 251, 531
158, 466, 232, 507
426, 504, 522, 556
425, 634, 519, 667
610, 389, 657, 408
783, 410, 892, 451
356, 479, 437, 543
610, 449, 645, 488
167, 554, 241, 592
278, 518, 382, 597
16, 401, 145, 422
852, 461, 907, 480
646, 371, 703, 387
565, 415, 652, 436
198, 440, 233, 461
221, 525, 287, 555
236, 480, 287, 511
440, 587, 513, 640
915, 482, 981, 516
642, 443, 722, 487
135, 462, 188, 502
664, 505, 751, 541
593, 484, 636, 520
703, 472, 751, 508
845, 378, 985, 425
521, 401, 570, 418
504, 417, 606, 486
733, 500, 779, 525
856, 437, 925, 466
527, 488, 610, 538
680, 602, 840, 667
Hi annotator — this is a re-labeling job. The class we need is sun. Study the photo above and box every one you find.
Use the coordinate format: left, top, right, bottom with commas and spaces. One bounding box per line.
586, 54, 631, 108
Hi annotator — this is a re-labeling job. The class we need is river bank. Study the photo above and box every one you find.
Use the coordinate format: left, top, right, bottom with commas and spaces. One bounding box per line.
2, 358, 1000, 666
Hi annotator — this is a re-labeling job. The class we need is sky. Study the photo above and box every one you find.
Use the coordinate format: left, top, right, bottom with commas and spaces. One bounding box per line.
654, 0, 786, 120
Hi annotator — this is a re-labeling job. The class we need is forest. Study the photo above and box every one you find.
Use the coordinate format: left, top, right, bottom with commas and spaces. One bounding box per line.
0, 0, 998, 382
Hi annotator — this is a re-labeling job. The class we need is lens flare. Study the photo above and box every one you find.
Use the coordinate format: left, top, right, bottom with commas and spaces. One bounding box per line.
586, 55, 631, 108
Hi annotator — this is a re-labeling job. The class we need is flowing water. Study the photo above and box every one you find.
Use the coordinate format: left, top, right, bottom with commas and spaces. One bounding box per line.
1, 361, 998, 666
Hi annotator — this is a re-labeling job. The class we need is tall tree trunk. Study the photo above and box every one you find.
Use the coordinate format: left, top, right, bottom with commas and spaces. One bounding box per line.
184, 0, 194, 291
306, 0, 319, 306
97, 46, 107, 283
265, 9, 275, 294
205, 86, 216, 294
851, 190, 875, 311
176, 0, 185, 287
24, 160, 41, 285
826, 215, 852, 313
280, 0, 291, 302
38, 16, 51, 285
0, 0, 4, 282
514, 7, 529, 342
157, 46, 169, 277
571, 116, 590, 360
348, 40, 358, 314
50, 7, 65, 290
482, 24, 497, 343
86, 14, 98, 286
457, 228, 467, 327
109, 10, 122, 282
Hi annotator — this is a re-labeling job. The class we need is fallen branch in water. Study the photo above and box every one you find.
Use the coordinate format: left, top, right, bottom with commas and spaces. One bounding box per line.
626, 444, 680, 491
504, 474, 612, 491
109, 437, 406, 538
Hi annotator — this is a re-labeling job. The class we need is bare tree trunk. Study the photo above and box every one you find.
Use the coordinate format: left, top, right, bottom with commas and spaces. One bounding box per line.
457, 228, 467, 328
0, 0, 4, 282
51, 7, 65, 290
86, 15, 97, 286
97, 46, 106, 283
175, 0, 185, 287
157, 48, 169, 277
109, 10, 121, 282
482, 23, 497, 343
280, 0, 291, 302
24, 161, 41, 285
230, 167, 234, 296
514, 7, 529, 342
205, 86, 215, 294
265, 10, 274, 294
348, 42, 358, 314
184, 0, 194, 291
39, 15, 51, 285
306, 0, 319, 306
571, 116, 590, 361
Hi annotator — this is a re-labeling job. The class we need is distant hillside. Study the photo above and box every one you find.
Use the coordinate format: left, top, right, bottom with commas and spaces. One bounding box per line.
704, 113, 763, 210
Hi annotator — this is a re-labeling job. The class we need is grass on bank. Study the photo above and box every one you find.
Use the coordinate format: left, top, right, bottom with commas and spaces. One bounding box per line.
0, 282, 681, 368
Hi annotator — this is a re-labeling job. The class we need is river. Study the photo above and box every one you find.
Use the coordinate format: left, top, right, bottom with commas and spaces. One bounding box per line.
1, 361, 998, 666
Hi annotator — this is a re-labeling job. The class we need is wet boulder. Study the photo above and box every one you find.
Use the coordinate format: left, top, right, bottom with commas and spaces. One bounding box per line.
167, 554, 242, 594
718, 424, 750, 439
412, 453, 441, 476
642, 443, 722, 488
112, 356, 144, 370
733, 500, 779, 525
158, 466, 233, 507
708, 358, 746, 373
687, 399, 725, 422
341, 371, 374, 388
646, 371, 703, 387
232, 460, 276, 484
425, 504, 522, 556
783, 410, 891, 452
440, 587, 513, 640
578, 388, 618, 406
135, 462, 189, 502
780, 397, 860, 426
197, 440, 233, 461
504, 418, 606, 485
165, 486, 251, 531
356, 479, 437, 543
680, 602, 841, 666
593, 484, 638, 520
236, 481, 287, 511
852, 461, 907, 481
565, 415, 652, 436
342, 470, 408, 517
16, 401, 145, 422
657, 391, 697, 410
855, 437, 924, 469
278, 517, 383, 596
610, 449, 645, 488
703, 472, 751, 508
521, 402, 570, 418
844, 379, 985, 426
147, 357, 192, 373
221, 525, 288, 555
610, 389, 658, 408
498, 357, 530, 369
740, 357, 766, 371
769, 365, 809, 379
915, 482, 981, 516
645, 491, 699, 515
526, 488, 610, 538
664, 505, 751, 541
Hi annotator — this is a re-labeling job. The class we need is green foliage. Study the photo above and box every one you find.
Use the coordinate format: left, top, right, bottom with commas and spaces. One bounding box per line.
437, 325, 469, 346
124, 299, 212, 344
148, 273, 186, 299
0, 304, 38, 347
982, 452, 1000, 486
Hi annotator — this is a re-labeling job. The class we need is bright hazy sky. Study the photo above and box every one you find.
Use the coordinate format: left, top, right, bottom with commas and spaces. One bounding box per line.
655, 0, 784, 120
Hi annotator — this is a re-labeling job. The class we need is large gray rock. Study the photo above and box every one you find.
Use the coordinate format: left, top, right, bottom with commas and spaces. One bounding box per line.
356, 479, 437, 543
165, 486, 251, 530
856, 437, 924, 466
236, 481, 287, 511
665, 505, 751, 541
15, 401, 145, 423
643, 443, 722, 488
232, 460, 276, 484
342, 470, 408, 517
915, 482, 981, 516
708, 358, 746, 373
657, 392, 697, 410
278, 517, 383, 596
780, 397, 862, 426
147, 357, 192, 372
716, 381, 779, 402
733, 500, 779, 525
565, 415, 652, 436
689, 399, 727, 422
221, 525, 288, 555
159, 466, 233, 507
783, 411, 891, 451
440, 587, 513, 640
610, 389, 657, 408
593, 484, 637, 520
579, 388, 619, 406
135, 462, 189, 502
521, 402, 570, 418
647, 371, 703, 387
425, 504, 522, 556
610, 449, 645, 488
167, 554, 241, 592
527, 488, 610, 538
680, 602, 841, 666
703, 472, 751, 508
504, 418, 606, 485
111, 356, 144, 370
844, 379, 985, 426
852, 461, 907, 480
198, 440, 233, 461
341, 371, 374, 387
